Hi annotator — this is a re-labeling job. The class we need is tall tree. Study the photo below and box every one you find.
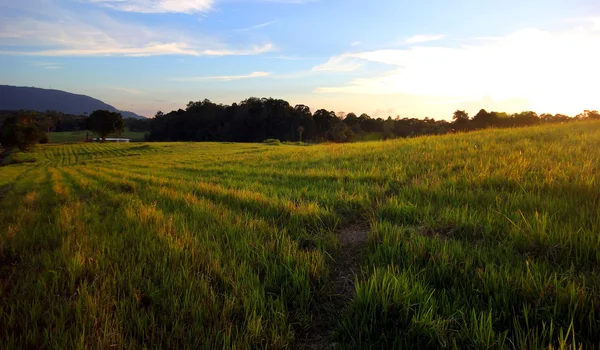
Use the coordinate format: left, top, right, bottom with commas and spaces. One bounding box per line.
576, 110, 600, 120
297, 126, 305, 142
0, 113, 46, 150
344, 113, 359, 125
313, 109, 338, 140
452, 110, 471, 131
87, 110, 124, 141
452, 110, 470, 121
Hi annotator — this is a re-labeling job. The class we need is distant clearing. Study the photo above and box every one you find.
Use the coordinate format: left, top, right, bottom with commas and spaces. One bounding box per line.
48, 130, 146, 143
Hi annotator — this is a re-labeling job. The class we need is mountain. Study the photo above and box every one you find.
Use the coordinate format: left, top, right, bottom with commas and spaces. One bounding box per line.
0, 85, 146, 119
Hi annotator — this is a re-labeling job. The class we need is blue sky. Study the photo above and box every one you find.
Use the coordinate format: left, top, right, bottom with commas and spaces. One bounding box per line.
1, 0, 599, 119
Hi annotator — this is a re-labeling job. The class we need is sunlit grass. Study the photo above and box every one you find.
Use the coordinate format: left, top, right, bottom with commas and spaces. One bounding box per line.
1, 121, 599, 348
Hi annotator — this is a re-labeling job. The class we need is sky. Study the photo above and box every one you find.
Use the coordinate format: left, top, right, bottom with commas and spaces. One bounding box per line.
1, 0, 599, 119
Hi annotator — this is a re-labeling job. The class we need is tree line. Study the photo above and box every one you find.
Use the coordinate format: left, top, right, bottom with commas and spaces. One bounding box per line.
0, 110, 132, 150
1, 99, 599, 150
0, 110, 149, 150
147, 97, 599, 142
0, 110, 149, 134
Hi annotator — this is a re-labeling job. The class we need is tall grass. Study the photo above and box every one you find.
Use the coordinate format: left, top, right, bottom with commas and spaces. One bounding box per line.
1, 121, 599, 348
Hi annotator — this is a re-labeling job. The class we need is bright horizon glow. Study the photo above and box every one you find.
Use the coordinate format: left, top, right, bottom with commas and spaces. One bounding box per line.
1, 0, 599, 119
314, 25, 600, 118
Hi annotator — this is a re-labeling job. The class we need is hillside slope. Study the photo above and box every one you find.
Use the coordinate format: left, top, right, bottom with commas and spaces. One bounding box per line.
0, 85, 145, 119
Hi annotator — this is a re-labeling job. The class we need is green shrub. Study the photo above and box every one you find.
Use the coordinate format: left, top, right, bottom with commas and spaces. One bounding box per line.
282, 141, 309, 146
263, 138, 281, 145
39, 133, 49, 144
0, 116, 45, 150
1, 149, 36, 165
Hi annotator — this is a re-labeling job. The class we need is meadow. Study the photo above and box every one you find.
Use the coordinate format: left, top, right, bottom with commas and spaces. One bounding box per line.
47, 130, 146, 143
1, 121, 600, 349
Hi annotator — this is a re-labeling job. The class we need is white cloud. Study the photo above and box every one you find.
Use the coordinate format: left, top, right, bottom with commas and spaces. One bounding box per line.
200, 44, 274, 56
85, 0, 213, 14
312, 55, 363, 72
0, 9, 274, 57
85, 0, 314, 13
3, 44, 273, 56
31, 61, 61, 69
350, 41, 361, 46
405, 34, 445, 44
314, 24, 600, 115
274, 55, 305, 60
172, 71, 271, 81
6, 43, 199, 56
237, 20, 276, 32
566, 16, 600, 31
106, 86, 142, 94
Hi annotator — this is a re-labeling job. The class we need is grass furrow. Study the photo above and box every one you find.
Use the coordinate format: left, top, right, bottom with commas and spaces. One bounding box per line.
1, 121, 600, 348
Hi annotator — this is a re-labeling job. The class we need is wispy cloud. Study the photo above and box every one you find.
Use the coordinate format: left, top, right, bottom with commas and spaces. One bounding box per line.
172, 71, 271, 81
7, 43, 199, 57
237, 20, 276, 32
106, 86, 142, 95
271, 69, 314, 79
85, 0, 313, 13
405, 34, 445, 44
0, 8, 275, 57
312, 55, 363, 72
31, 61, 61, 69
2, 43, 274, 57
350, 41, 362, 46
85, 0, 213, 14
200, 44, 274, 56
273, 55, 306, 60
566, 16, 600, 30
256, 0, 318, 3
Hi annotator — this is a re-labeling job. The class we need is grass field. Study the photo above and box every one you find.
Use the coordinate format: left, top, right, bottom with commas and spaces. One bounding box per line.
48, 130, 147, 143
1, 122, 600, 348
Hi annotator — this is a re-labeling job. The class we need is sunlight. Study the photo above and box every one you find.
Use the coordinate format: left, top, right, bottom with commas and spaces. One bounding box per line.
315, 22, 600, 116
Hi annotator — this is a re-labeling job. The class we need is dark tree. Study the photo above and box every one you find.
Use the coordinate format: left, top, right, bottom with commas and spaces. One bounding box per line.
344, 112, 359, 126
87, 110, 124, 141
576, 110, 600, 120
472, 109, 491, 128
124, 117, 150, 132
589, 111, 600, 120
312, 109, 339, 141
294, 104, 315, 140
511, 111, 539, 127
0, 113, 46, 150
142, 96, 587, 144
452, 110, 470, 121
297, 126, 305, 142
331, 121, 353, 142
452, 110, 471, 131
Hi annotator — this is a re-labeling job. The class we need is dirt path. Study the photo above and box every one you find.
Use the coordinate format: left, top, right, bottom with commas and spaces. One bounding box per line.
296, 224, 369, 349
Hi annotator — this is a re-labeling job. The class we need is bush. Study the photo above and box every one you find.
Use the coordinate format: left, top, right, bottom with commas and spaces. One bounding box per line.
282, 141, 309, 146
1, 149, 36, 166
87, 110, 124, 141
263, 138, 281, 145
39, 133, 49, 144
0, 115, 45, 151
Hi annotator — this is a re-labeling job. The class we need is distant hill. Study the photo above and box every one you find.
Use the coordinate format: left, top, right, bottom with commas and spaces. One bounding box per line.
0, 85, 146, 119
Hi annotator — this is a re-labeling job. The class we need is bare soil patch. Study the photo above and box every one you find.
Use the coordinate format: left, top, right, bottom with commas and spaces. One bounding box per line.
296, 223, 369, 349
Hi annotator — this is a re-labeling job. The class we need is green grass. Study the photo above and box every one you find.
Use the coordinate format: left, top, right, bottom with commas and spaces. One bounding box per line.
1, 121, 600, 348
48, 130, 146, 143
